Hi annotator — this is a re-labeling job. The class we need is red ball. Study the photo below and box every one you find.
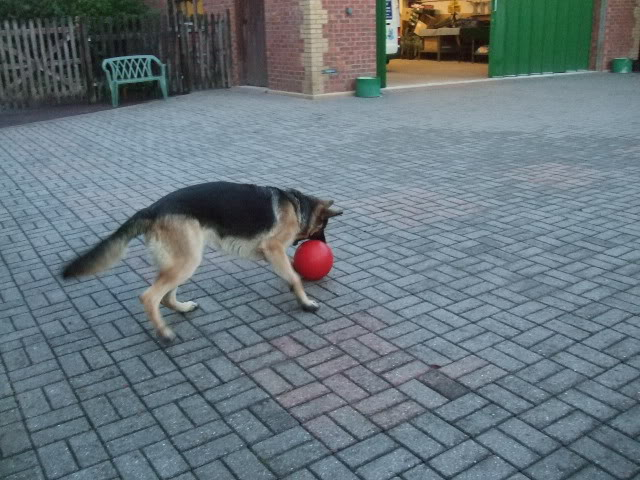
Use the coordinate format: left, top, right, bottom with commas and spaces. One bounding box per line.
293, 240, 334, 281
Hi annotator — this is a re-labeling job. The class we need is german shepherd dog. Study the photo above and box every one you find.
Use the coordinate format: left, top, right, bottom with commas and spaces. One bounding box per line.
62, 182, 343, 341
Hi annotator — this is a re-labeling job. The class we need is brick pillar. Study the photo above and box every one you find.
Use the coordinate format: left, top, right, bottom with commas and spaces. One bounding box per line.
270, 0, 376, 95
301, 0, 329, 95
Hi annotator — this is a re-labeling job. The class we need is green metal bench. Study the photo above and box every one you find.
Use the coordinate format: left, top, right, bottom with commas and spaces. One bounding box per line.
102, 55, 168, 107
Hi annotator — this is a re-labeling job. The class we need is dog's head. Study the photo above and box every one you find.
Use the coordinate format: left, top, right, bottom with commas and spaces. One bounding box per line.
289, 192, 343, 245
304, 199, 343, 243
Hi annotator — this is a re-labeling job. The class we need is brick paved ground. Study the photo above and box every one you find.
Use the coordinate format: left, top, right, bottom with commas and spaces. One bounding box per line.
1, 73, 640, 480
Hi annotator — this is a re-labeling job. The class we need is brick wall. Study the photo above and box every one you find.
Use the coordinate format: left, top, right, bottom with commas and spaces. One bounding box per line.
322, 0, 377, 93
144, 0, 376, 95
631, 0, 640, 59
265, 0, 305, 92
597, 0, 640, 69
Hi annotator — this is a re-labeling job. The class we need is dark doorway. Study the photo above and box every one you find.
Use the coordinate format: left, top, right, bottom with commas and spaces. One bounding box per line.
238, 0, 268, 86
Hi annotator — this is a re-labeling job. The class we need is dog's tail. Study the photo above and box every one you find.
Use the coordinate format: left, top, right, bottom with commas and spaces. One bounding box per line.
62, 211, 153, 279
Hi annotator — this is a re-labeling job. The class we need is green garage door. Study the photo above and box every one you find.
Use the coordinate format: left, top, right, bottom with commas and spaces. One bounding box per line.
489, 0, 594, 77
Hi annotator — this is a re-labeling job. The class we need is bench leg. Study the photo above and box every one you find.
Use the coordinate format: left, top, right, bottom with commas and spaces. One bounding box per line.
110, 83, 119, 108
159, 78, 168, 100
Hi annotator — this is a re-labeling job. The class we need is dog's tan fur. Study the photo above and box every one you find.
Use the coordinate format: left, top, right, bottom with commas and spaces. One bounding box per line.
139, 202, 333, 340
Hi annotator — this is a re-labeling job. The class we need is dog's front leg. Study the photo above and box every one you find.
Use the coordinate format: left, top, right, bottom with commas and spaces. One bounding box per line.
263, 244, 319, 312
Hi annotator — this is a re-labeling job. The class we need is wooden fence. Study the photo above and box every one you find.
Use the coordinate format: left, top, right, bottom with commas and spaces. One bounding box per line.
0, 7, 232, 109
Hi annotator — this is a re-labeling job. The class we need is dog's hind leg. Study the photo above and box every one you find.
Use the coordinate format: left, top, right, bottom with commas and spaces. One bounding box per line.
142, 219, 203, 341
263, 243, 319, 312
162, 289, 198, 313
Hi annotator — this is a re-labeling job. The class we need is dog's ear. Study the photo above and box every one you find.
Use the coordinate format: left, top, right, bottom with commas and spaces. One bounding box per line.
321, 200, 343, 218
325, 208, 343, 218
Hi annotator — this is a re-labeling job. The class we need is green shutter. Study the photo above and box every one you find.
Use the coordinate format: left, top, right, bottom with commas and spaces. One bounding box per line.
489, 0, 594, 77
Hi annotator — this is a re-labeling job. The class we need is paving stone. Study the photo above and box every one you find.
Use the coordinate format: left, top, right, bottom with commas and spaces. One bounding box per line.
543, 411, 598, 445
172, 420, 232, 452
3, 76, 640, 480
355, 388, 405, 415
266, 440, 329, 477
105, 424, 165, 456
81, 397, 119, 428
566, 465, 617, 480
455, 404, 511, 436
0, 422, 31, 456
610, 405, 640, 437
477, 429, 539, 469
356, 448, 420, 480
114, 450, 159, 480
193, 460, 235, 480
226, 409, 272, 444
477, 384, 533, 414
344, 366, 391, 394
183, 433, 244, 468
329, 406, 380, 440
398, 379, 448, 409
419, 370, 468, 400
338, 433, 397, 468
144, 440, 189, 479
290, 393, 346, 422
499, 418, 559, 455
569, 437, 639, 479
224, 448, 275, 480
250, 399, 299, 434
310, 456, 359, 480
452, 456, 516, 480
253, 368, 293, 395
412, 411, 468, 447
588, 425, 640, 463
57, 461, 117, 480
429, 440, 489, 477
68, 431, 108, 468
254, 427, 312, 459
437, 393, 488, 422
389, 423, 444, 460
177, 395, 218, 426
282, 469, 317, 480
519, 398, 573, 429
304, 415, 355, 451
38, 441, 78, 479
524, 448, 587, 480
323, 374, 368, 402
402, 464, 445, 480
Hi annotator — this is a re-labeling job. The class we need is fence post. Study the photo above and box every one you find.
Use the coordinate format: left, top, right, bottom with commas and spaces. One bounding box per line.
78, 17, 96, 103
225, 9, 232, 88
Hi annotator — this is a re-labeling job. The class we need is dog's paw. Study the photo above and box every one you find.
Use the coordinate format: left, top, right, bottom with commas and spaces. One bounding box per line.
159, 327, 176, 343
179, 301, 198, 313
302, 300, 320, 312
